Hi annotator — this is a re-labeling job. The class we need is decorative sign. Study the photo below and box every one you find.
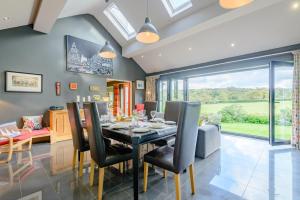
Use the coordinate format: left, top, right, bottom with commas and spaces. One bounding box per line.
69, 82, 78, 90
136, 80, 145, 90
89, 85, 100, 92
93, 95, 101, 101
5, 71, 43, 93
66, 35, 113, 76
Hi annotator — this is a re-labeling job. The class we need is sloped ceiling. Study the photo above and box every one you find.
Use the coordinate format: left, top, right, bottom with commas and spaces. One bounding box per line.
0, 0, 299, 74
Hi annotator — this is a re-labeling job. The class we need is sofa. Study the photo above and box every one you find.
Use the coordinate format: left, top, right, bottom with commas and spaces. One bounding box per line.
195, 124, 221, 159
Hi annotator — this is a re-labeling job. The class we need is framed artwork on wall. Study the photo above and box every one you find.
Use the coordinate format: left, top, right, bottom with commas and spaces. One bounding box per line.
136, 80, 145, 90
69, 82, 78, 90
5, 71, 43, 93
66, 35, 113, 76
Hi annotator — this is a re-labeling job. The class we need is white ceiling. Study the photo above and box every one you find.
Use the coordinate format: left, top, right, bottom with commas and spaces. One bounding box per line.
0, 0, 299, 74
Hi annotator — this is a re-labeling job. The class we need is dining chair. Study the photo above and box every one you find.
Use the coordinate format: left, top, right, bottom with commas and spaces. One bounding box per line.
67, 102, 90, 177
143, 102, 201, 200
144, 101, 157, 120
97, 102, 109, 116
83, 102, 132, 200
152, 101, 183, 147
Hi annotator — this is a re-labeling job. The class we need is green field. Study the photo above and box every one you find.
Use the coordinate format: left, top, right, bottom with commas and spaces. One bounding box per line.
202, 101, 291, 116
201, 101, 292, 140
222, 122, 292, 140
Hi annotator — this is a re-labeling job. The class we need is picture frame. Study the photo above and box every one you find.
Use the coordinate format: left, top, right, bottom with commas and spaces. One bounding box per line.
136, 80, 145, 90
5, 71, 43, 93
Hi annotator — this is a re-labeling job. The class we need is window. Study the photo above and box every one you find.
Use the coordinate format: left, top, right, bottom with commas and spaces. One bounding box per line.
158, 80, 168, 112
171, 79, 184, 101
104, 3, 136, 40
162, 0, 192, 17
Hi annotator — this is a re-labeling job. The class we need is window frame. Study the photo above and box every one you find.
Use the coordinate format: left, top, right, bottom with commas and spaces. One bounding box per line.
104, 3, 136, 40
161, 0, 193, 17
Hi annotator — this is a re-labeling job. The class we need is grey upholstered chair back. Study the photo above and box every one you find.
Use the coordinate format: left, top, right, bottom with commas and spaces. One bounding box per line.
97, 102, 109, 116
83, 102, 107, 166
164, 101, 183, 123
144, 101, 158, 119
173, 102, 201, 173
67, 102, 86, 151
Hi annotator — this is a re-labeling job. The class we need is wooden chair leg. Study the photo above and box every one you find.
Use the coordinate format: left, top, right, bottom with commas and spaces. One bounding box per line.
189, 164, 196, 194
79, 152, 84, 177
89, 159, 95, 186
174, 173, 181, 200
143, 162, 149, 192
119, 162, 123, 174
163, 170, 167, 178
98, 168, 105, 200
72, 149, 77, 169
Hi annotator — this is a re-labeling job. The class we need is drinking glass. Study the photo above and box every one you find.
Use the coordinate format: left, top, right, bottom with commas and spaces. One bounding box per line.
150, 111, 156, 120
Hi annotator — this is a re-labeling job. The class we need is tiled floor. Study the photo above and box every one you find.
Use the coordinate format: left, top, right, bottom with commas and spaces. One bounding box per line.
1, 135, 300, 200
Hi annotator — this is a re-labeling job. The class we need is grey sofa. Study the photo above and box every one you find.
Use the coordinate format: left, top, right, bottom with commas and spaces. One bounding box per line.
195, 124, 221, 159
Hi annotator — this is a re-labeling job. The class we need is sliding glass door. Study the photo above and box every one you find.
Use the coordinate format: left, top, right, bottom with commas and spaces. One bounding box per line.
171, 79, 185, 101
270, 61, 293, 145
158, 80, 168, 112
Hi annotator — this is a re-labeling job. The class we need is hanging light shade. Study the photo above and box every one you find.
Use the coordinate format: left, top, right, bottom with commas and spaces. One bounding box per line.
219, 0, 254, 9
136, 17, 160, 44
99, 41, 116, 59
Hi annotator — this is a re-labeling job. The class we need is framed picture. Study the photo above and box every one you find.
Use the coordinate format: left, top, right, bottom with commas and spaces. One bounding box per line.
69, 82, 78, 90
5, 71, 43, 93
66, 35, 113, 76
136, 80, 145, 90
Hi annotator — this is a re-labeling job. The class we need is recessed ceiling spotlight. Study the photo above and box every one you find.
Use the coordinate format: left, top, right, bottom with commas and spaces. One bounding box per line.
188, 47, 192, 51
141, 55, 144, 58
158, 53, 162, 57
2, 17, 9, 21
292, 2, 299, 10
230, 43, 236, 47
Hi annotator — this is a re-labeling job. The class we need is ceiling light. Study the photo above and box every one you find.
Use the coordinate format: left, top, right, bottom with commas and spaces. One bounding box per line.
188, 47, 192, 51
158, 53, 162, 57
136, 0, 160, 44
219, 0, 254, 9
141, 55, 144, 58
230, 43, 235, 47
292, 2, 299, 9
2, 17, 9, 21
99, 41, 116, 59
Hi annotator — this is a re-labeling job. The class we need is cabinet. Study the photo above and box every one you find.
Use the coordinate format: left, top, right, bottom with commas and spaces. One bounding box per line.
49, 109, 84, 144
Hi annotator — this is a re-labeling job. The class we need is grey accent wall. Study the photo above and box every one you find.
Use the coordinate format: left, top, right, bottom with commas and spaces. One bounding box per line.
0, 15, 145, 125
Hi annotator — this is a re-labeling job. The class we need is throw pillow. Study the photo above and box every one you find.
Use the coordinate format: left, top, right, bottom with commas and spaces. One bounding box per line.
23, 115, 43, 130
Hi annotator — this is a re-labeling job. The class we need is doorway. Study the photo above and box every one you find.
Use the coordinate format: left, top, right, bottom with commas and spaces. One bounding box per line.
107, 79, 132, 117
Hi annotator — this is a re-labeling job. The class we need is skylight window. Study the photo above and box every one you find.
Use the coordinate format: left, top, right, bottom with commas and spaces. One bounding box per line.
104, 3, 136, 40
162, 0, 192, 17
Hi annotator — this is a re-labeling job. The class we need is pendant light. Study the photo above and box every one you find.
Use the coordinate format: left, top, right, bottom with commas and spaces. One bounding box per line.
136, 0, 160, 44
99, 41, 116, 59
219, 0, 254, 9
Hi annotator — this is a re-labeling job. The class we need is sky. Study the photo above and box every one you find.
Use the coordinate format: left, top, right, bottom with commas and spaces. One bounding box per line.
188, 68, 293, 89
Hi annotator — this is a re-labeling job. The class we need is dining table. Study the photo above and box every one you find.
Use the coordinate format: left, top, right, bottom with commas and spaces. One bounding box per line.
101, 121, 177, 200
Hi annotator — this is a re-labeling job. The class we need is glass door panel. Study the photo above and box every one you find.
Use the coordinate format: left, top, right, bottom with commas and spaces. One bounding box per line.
159, 80, 168, 112
171, 79, 184, 101
270, 61, 293, 144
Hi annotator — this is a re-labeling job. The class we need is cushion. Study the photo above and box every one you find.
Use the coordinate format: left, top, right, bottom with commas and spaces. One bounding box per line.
0, 133, 31, 146
0, 122, 21, 141
22, 128, 50, 137
23, 115, 43, 130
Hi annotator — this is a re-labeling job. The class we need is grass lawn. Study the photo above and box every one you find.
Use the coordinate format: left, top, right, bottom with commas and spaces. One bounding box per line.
202, 101, 291, 116
222, 122, 292, 141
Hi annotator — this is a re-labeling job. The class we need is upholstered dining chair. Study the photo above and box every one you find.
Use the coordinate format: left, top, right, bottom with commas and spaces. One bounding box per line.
143, 102, 201, 200
152, 101, 183, 147
83, 102, 132, 200
67, 102, 90, 177
144, 101, 158, 120
97, 102, 109, 116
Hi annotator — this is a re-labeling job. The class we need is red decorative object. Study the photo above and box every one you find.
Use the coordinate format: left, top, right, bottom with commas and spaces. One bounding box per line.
136, 104, 145, 111
69, 82, 78, 90
55, 82, 61, 96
